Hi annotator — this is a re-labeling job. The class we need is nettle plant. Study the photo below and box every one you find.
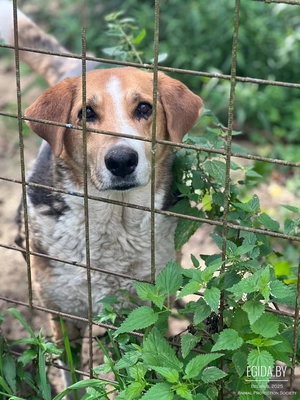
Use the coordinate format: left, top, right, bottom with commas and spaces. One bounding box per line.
86, 112, 300, 400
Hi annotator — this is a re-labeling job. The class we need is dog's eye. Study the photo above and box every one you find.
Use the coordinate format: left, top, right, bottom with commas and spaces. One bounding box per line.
78, 106, 96, 121
135, 102, 152, 120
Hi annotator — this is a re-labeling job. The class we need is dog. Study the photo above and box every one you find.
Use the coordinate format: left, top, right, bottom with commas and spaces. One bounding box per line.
1, 0, 203, 391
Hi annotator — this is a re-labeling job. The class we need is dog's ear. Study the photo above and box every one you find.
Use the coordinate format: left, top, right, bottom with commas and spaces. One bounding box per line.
158, 72, 203, 143
25, 78, 76, 157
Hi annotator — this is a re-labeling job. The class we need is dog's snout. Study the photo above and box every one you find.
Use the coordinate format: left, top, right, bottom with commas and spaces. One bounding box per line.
105, 147, 138, 178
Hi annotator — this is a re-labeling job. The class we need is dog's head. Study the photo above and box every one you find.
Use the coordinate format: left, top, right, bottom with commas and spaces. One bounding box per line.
25, 67, 203, 192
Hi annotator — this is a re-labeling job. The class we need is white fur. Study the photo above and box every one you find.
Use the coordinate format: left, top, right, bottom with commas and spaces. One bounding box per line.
28, 181, 176, 324
101, 76, 150, 187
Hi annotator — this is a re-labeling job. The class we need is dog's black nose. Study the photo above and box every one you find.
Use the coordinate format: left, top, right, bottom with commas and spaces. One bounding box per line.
105, 147, 139, 178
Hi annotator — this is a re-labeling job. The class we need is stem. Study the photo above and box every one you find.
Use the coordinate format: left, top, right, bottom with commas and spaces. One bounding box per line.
118, 23, 143, 64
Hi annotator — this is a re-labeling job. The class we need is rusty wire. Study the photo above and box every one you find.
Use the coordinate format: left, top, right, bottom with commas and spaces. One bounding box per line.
10, 0, 33, 309
0, 0, 300, 393
80, 26, 94, 379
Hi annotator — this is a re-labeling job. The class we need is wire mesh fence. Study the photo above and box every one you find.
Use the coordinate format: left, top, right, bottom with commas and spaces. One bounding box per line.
0, 0, 300, 397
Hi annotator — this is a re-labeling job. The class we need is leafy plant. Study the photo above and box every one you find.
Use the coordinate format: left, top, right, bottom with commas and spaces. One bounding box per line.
0, 308, 63, 400
84, 113, 299, 399
101, 11, 145, 64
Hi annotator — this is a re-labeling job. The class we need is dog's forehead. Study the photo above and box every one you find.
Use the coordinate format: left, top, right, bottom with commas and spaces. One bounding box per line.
85, 68, 154, 99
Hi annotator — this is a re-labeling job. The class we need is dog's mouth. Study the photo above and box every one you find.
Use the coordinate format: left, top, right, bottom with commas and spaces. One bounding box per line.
91, 170, 148, 192
108, 181, 140, 192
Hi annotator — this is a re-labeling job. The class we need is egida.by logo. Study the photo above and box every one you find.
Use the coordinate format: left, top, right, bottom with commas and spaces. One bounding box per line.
246, 365, 287, 380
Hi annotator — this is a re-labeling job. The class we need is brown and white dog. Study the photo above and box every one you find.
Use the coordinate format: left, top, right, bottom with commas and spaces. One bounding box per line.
1, 0, 203, 387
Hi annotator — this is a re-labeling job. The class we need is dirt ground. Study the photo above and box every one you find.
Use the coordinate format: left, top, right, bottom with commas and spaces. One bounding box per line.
0, 56, 300, 397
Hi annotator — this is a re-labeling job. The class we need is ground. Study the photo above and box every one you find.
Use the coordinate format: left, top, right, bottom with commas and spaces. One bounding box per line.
0, 55, 299, 397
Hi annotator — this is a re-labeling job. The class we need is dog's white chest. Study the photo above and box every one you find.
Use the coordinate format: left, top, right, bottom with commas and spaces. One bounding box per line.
29, 190, 176, 317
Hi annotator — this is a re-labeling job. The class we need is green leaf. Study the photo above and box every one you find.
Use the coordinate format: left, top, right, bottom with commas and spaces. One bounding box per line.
226, 240, 238, 255
140, 382, 173, 400
43, 341, 63, 355
0, 376, 13, 395
234, 244, 257, 256
2, 353, 16, 393
206, 387, 219, 400
203, 160, 226, 186
194, 395, 209, 400
182, 268, 202, 281
194, 299, 211, 324
242, 232, 260, 258
227, 275, 258, 299
210, 233, 223, 250
129, 363, 148, 380
149, 366, 179, 383
174, 208, 203, 250
260, 268, 270, 287
270, 280, 295, 299
115, 306, 158, 335
259, 267, 271, 301
184, 353, 223, 379
191, 254, 200, 268
283, 218, 298, 234
230, 161, 241, 170
201, 367, 227, 383
211, 329, 243, 351
142, 327, 182, 371
18, 349, 37, 366
245, 169, 262, 179
251, 313, 279, 338
132, 28, 146, 44
93, 363, 112, 375
53, 379, 108, 400
134, 282, 164, 309
156, 261, 183, 295
230, 307, 249, 332
125, 381, 145, 400
282, 204, 300, 213
115, 351, 139, 370
270, 334, 293, 353
97, 294, 119, 306
133, 282, 156, 301
267, 346, 293, 368
257, 213, 280, 231
232, 351, 248, 377
203, 287, 220, 313
181, 333, 198, 358
12, 337, 38, 346
176, 383, 193, 400
247, 349, 274, 384
232, 195, 260, 213
246, 338, 282, 348
38, 348, 51, 400
201, 257, 223, 282
242, 301, 265, 325
176, 281, 201, 300
212, 192, 224, 207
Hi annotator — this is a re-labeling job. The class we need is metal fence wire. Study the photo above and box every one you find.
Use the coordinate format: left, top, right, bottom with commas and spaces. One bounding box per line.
0, 0, 300, 396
